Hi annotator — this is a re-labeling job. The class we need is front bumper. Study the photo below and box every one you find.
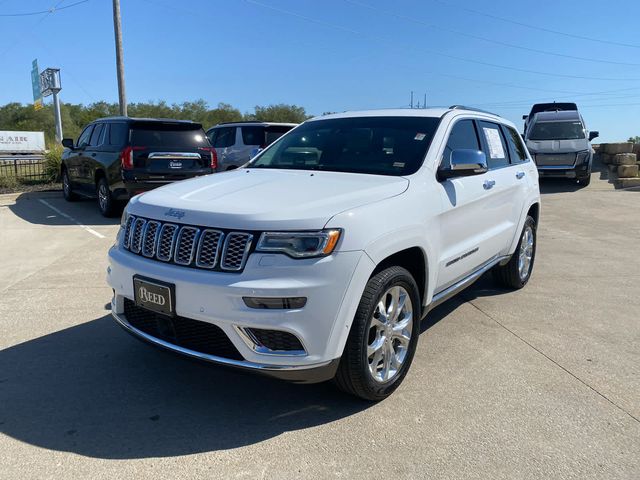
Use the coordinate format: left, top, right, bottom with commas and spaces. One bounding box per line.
107, 245, 373, 381
537, 163, 590, 179
122, 169, 213, 195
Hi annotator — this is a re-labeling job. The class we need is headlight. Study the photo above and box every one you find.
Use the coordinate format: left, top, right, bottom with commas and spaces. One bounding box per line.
256, 229, 342, 258
120, 208, 130, 228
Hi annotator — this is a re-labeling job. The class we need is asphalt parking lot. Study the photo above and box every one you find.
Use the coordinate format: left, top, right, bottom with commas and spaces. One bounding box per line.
1, 174, 639, 479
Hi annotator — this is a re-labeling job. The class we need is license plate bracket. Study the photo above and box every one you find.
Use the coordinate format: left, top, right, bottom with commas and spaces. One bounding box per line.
133, 275, 176, 317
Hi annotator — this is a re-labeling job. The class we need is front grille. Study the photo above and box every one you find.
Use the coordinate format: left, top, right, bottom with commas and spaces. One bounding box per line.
123, 299, 244, 360
534, 153, 576, 167
123, 215, 254, 272
246, 328, 305, 352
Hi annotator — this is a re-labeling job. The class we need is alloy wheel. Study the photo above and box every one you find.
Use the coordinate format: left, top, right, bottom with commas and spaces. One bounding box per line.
518, 225, 534, 281
367, 285, 413, 383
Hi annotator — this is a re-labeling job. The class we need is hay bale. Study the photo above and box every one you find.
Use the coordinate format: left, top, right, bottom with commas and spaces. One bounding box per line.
617, 164, 639, 178
612, 153, 636, 165
603, 143, 634, 154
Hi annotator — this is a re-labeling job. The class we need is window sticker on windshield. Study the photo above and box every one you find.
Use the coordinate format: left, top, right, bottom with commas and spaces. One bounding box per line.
393, 162, 405, 168
414, 133, 426, 141
482, 127, 505, 159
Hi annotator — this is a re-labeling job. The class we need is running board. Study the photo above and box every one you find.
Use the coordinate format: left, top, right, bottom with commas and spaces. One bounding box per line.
425, 255, 510, 314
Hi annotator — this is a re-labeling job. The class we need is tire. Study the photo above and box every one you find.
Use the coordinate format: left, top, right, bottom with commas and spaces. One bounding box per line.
334, 266, 421, 401
576, 173, 591, 187
62, 168, 77, 201
96, 176, 117, 217
493, 215, 537, 289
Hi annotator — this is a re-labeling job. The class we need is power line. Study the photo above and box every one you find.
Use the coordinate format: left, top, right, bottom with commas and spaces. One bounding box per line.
345, 0, 640, 67
431, 0, 640, 50
244, 0, 640, 82
0, 0, 90, 17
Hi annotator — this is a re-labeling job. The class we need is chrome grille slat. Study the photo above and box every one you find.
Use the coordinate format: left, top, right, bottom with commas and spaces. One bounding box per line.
123, 216, 252, 272
130, 218, 147, 254
196, 229, 224, 269
156, 224, 179, 262
142, 221, 160, 257
221, 232, 253, 271
123, 215, 135, 249
174, 226, 200, 265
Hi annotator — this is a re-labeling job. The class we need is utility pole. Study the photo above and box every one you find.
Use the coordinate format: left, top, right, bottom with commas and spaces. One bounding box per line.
112, 0, 127, 116
423, 93, 427, 109
410, 91, 414, 109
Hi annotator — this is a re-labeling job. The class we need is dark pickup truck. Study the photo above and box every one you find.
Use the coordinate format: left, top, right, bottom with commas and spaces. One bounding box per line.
61, 117, 216, 216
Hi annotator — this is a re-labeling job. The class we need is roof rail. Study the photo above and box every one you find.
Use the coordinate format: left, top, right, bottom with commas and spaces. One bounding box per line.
216, 120, 266, 125
449, 105, 500, 117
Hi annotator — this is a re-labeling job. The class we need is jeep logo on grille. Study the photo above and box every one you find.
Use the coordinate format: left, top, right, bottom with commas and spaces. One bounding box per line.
138, 286, 166, 306
164, 208, 185, 219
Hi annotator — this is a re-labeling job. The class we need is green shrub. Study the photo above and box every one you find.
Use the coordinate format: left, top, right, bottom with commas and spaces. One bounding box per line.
44, 144, 64, 182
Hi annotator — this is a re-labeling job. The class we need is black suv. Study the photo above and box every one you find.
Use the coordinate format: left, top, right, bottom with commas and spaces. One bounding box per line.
61, 117, 216, 216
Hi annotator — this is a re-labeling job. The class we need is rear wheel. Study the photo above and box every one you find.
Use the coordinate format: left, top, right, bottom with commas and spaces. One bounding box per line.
493, 215, 536, 289
334, 266, 421, 401
96, 176, 117, 217
62, 168, 77, 201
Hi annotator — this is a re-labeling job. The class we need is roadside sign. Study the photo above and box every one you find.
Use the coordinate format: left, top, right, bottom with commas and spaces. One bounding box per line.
31, 59, 42, 110
40, 68, 61, 97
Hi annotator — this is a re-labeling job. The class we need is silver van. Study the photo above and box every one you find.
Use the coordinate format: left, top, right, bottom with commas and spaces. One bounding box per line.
524, 110, 598, 186
206, 121, 297, 170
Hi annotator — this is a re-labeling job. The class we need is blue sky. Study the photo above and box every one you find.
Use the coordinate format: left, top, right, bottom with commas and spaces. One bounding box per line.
1, 0, 640, 141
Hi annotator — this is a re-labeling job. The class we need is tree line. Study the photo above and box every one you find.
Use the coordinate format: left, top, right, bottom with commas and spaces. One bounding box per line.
0, 100, 311, 147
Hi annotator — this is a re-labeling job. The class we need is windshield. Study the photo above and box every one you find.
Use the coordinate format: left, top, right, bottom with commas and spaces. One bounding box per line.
528, 121, 585, 141
248, 116, 440, 176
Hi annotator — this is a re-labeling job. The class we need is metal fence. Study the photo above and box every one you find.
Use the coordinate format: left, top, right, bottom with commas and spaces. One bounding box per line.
0, 155, 49, 181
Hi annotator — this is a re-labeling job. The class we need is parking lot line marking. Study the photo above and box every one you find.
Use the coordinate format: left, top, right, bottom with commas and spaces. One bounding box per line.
38, 199, 106, 239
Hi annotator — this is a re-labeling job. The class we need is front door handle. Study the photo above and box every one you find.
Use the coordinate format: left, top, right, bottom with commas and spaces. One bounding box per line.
483, 179, 496, 190
516, 171, 525, 179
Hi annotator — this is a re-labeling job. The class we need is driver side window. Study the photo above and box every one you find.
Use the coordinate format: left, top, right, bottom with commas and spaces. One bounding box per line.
442, 120, 480, 167
76, 125, 94, 149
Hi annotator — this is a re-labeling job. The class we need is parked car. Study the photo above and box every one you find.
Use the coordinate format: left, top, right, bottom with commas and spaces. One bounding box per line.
522, 102, 577, 135
206, 121, 296, 170
61, 117, 216, 216
107, 106, 540, 400
524, 109, 598, 186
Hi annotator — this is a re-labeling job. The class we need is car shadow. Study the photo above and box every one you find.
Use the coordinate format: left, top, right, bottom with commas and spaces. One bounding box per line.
538, 178, 583, 194
7, 192, 121, 227
0, 315, 369, 459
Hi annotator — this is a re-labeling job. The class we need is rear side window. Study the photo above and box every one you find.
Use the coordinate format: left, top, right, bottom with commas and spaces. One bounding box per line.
89, 123, 104, 147
478, 121, 510, 169
241, 126, 265, 146
212, 127, 235, 148
130, 123, 208, 147
503, 126, 528, 163
108, 123, 128, 146
442, 119, 480, 165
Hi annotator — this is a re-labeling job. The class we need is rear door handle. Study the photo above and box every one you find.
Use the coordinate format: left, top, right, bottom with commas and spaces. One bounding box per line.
483, 180, 496, 190
516, 171, 525, 179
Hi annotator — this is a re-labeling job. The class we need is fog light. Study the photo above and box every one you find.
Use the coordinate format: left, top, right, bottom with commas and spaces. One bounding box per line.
243, 297, 307, 309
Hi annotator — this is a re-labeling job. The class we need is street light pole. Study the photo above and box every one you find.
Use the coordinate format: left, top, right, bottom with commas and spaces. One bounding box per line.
112, 0, 127, 116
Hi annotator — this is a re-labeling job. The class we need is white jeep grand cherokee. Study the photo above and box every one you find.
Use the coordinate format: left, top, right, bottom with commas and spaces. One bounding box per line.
108, 107, 540, 400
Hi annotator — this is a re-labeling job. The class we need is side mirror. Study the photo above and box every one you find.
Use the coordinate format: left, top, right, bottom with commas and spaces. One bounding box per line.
589, 131, 599, 141
439, 149, 488, 180
62, 138, 75, 149
522, 115, 528, 120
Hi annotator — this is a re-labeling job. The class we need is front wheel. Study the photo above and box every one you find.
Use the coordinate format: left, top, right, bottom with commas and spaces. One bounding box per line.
334, 266, 421, 401
62, 168, 77, 201
493, 215, 537, 289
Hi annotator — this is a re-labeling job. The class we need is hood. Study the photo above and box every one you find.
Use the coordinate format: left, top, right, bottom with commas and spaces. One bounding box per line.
129, 168, 409, 230
526, 138, 590, 154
